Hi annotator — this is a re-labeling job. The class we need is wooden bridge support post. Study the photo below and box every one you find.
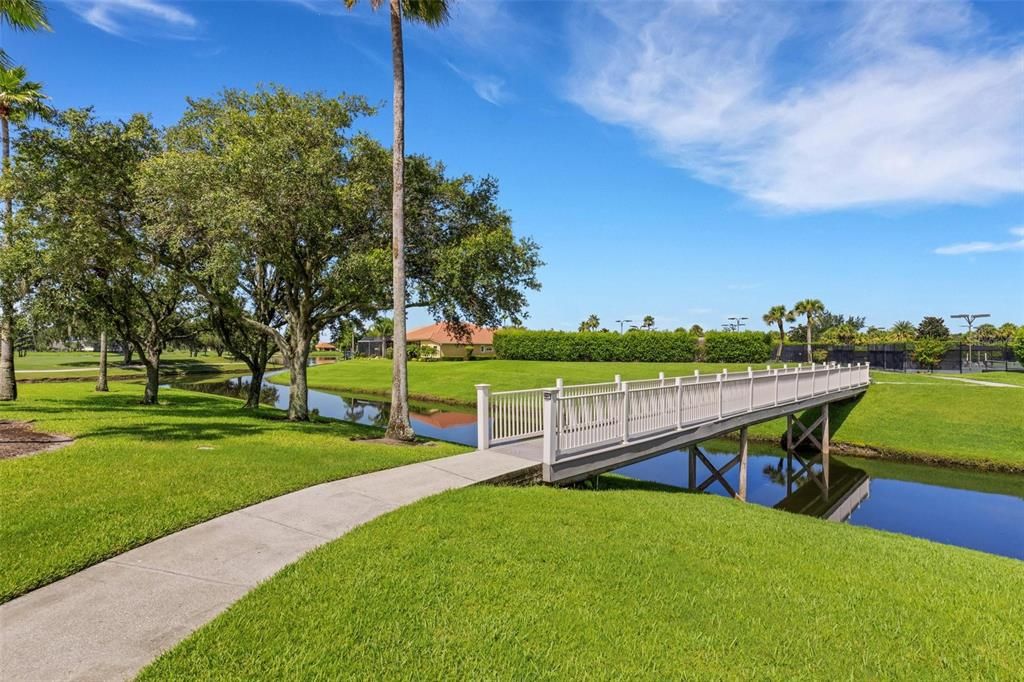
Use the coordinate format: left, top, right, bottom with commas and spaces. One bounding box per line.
822, 403, 830, 490
688, 446, 697, 490
738, 427, 749, 501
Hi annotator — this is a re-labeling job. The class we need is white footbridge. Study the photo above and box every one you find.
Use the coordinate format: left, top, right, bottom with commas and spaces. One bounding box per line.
476, 362, 871, 485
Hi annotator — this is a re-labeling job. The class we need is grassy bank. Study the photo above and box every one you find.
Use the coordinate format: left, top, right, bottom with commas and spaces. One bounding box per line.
285, 361, 1024, 470
0, 382, 466, 602
272, 358, 791, 405
14, 350, 264, 381
142, 485, 1024, 679
748, 378, 1024, 471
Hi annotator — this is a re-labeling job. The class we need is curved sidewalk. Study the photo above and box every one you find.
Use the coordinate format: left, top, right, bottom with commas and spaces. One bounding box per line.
0, 446, 540, 681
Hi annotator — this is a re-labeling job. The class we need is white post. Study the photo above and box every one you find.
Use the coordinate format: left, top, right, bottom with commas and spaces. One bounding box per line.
773, 368, 779, 406
738, 426, 749, 502
621, 381, 631, 442
476, 384, 491, 450
658, 371, 666, 386
541, 389, 558, 466
675, 376, 683, 429
555, 377, 564, 396
717, 371, 724, 419
614, 374, 622, 389
747, 366, 754, 411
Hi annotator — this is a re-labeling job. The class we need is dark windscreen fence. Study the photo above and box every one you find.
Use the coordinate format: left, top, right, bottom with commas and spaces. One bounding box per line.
777, 343, 1020, 373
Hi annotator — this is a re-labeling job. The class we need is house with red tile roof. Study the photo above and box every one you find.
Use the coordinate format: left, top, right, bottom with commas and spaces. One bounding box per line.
406, 323, 495, 359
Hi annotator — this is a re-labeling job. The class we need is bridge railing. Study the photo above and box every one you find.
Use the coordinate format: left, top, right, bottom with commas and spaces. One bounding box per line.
476, 362, 869, 452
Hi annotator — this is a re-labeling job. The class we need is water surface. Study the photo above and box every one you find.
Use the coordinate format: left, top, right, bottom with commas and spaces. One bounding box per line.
172, 371, 1024, 561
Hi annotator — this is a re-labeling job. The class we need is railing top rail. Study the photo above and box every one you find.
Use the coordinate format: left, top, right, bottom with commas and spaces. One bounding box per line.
557, 388, 623, 400
489, 386, 553, 397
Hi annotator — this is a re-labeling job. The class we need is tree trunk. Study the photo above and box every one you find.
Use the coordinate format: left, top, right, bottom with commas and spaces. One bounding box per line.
286, 343, 310, 421
245, 365, 265, 409
96, 330, 109, 392
122, 342, 133, 366
140, 347, 161, 405
386, 0, 414, 441
0, 114, 16, 401
776, 322, 785, 361
0, 304, 15, 401
805, 316, 812, 362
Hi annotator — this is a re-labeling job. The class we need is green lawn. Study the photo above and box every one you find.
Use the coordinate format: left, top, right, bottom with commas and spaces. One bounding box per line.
14, 350, 263, 381
279, 360, 1024, 470
975, 371, 1024, 387
274, 358, 796, 405
0, 382, 466, 603
142, 485, 1024, 680
749, 379, 1024, 471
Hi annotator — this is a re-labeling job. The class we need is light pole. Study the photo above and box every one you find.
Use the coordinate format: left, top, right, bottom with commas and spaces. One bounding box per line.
727, 316, 748, 331
615, 319, 633, 334
951, 313, 989, 365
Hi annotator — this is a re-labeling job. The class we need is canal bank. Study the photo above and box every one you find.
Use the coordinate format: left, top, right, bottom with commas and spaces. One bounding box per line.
173, 372, 1024, 561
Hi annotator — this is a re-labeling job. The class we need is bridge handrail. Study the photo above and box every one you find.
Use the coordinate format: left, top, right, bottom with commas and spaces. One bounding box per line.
477, 362, 869, 450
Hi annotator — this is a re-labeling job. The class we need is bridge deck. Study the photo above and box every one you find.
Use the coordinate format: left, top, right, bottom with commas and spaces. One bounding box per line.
477, 363, 871, 485
541, 385, 866, 483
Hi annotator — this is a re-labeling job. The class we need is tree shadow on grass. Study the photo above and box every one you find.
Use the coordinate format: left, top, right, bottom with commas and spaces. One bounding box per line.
16, 394, 378, 443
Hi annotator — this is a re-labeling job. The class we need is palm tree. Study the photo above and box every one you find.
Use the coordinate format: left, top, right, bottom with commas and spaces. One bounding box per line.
578, 314, 600, 332
343, 0, 450, 441
762, 304, 793, 360
790, 299, 824, 362
0, 65, 48, 401
888, 320, 916, 343
0, 0, 51, 66
641, 315, 655, 330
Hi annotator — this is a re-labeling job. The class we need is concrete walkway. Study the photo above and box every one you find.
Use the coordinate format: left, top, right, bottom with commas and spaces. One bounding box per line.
0, 447, 540, 681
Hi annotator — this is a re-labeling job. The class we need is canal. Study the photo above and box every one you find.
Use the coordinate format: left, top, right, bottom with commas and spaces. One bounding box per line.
172, 370, 1024, 561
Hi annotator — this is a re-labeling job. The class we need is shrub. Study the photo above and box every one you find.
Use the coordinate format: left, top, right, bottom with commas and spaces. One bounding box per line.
493, 330, 697, 362
701, 331, 773, 363
912, 338, 950, 371
1012, 328, 1024, 363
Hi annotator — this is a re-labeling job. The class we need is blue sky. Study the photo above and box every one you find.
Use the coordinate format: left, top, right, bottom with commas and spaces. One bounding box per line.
7, 0, 1024, 332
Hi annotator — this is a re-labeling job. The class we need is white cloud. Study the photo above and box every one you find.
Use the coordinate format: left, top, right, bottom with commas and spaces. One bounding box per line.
69, 0, 197, 37
934, 226, 1024, 255
447, 61, 510, 105
567, 1, 1024, 212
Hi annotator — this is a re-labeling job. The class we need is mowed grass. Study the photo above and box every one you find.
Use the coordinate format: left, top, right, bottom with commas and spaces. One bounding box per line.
0, 382, 466, 602
142, 485, 1024, 680
974, 371, 1024, 387
14, 350, 261, 380
281, 360, 1024, 470
749, 378, 1024, 471
275, 358, 795, 405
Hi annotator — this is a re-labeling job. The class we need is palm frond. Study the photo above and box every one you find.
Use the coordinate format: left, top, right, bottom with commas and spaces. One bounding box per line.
0, 0, 51, 31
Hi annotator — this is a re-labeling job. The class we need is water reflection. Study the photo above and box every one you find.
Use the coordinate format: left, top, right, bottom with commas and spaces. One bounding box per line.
174, 376, 281, 406
170, 371, 1024, 561
172, 372, 479, 446
617, 440, 1024, 560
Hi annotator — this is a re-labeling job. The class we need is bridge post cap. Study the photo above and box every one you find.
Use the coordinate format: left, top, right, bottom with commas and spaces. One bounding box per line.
475, 383, 491, 389
542, 388, 559, 399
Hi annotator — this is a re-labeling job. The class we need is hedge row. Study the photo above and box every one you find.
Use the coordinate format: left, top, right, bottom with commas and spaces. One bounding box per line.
701, 331, 773, 363
493, 329, 774, 363
493, 330, 697, 362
